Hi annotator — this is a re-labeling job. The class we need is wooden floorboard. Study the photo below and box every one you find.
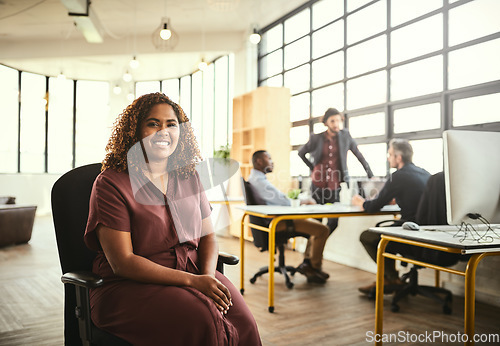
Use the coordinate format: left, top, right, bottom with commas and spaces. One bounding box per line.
1, 216, 499, 345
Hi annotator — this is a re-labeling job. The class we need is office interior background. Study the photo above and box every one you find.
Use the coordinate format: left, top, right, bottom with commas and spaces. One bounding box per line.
1, 0, 500, 323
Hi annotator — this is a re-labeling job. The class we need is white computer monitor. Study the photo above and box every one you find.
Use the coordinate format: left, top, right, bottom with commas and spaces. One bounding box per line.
443, 130, 500, 225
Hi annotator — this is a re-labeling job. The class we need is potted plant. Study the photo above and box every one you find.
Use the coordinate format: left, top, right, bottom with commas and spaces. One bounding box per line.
287, 189, 301, 207
213, 144, 231, 162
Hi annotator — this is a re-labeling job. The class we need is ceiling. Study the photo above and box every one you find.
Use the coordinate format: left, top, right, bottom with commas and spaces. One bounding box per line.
0, 0, 306, 81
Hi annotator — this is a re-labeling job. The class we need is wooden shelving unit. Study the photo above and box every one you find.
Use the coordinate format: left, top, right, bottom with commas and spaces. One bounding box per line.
229, 86, 291, 239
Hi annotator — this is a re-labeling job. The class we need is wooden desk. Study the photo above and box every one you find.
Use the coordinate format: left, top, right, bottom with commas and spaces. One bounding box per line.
369, 225, 500, 346
238, 204, 401, 312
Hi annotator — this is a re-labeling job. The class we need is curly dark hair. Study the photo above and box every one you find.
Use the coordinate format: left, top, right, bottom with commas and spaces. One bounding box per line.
102, 92, 202, 178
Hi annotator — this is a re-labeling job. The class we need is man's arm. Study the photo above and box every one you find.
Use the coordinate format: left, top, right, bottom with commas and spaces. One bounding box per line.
250, 175, 290, 206
298, 135, 315, 170
348, 133, 374, 178
361, 179, 397, 212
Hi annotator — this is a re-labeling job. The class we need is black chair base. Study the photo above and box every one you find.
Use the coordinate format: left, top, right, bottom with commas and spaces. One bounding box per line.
249, 244, 297, 289
391, 266, 453, 314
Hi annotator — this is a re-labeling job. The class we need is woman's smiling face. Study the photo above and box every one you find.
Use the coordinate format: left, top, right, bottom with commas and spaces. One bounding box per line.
139, 103, 180, 163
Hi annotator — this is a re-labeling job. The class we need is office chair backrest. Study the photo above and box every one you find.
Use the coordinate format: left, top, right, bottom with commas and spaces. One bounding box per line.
241, 178, 272, 250
52, 163, 102, 346
415, 172, 462, 266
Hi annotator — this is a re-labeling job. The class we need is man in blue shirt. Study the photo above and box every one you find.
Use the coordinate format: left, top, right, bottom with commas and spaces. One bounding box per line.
248, 150, 330, 284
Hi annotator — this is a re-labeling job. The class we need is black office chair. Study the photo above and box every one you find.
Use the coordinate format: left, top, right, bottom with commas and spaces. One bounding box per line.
52, 163, 239, 346
390, 172, 464, 314
241, 178, 309, 289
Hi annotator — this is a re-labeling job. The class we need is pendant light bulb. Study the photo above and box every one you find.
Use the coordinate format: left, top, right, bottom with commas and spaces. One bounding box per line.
249, 28, 261, 45
57, 72, 66, 81
123, 71, 132, 82
198, 58, 208, 71
113, 85, 122, 95
160, 23, 172, 40
129, 56, 140, 69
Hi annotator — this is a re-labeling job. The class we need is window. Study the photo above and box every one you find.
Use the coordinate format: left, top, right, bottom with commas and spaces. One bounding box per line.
391, 0, 442, 27
0, 65, 19, 173
180, 75, 191, 119
312, 52, 344, 88
284, 36, 310, 70
312, 0, 343, 30
347, 35, 386, 77
284, 64, 310, 95
201, 64, 215, 158
391, 14, 442, 64
452, 93, 500, 127
290, 93, 310, 122
347, 71, 387, 109
349, 112, 385, 138
48, 77, 74, 173
448, 39, 500, 90
162, 79, 180, 103
347, 0, 386, 45
290, 125, 310, 146
312, 20, 344, 59
20, 72, 46, 173
284, 8, 310, 44
261, 24, 283, 56
449, 0, 500, 46
394, 103, 441, 133
75, 81, 110, 168
214, 57, 230, 149
135, 81, 160, 97
410, 138, 443, 174
290, 150, 310, 177
311, 84, 344, 117
347, 143, 387, 177
190, 71, 203, 147
257, 0, 500, 177
347, 0, 373, 13
390, 56, 442, 101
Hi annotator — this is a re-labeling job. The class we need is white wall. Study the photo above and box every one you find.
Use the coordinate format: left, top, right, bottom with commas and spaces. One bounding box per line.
0, 173, 61, 215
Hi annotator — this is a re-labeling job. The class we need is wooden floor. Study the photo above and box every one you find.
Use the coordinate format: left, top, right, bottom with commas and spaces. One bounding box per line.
1, 216, 499, 345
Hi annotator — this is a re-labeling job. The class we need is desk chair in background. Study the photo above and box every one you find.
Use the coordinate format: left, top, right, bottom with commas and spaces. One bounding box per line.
377, 172, 463, 314
52, 163, 239, 346
241, 178, 309, 289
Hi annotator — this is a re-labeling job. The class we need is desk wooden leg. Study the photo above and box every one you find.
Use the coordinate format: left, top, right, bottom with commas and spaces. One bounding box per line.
268, 221, 277, 313
240, 214, 246, 295
375, 237, 389, 346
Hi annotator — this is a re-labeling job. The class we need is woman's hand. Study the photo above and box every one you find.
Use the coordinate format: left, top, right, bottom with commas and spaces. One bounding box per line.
190, 274, 232, 314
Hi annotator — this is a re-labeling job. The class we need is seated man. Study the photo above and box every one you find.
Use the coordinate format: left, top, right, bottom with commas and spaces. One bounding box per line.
248, 150, 330, 284
351, 139, 430, 295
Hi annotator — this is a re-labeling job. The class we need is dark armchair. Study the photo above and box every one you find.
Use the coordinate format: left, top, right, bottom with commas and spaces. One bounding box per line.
241, 178, 308, 289
52, 163, 238, 346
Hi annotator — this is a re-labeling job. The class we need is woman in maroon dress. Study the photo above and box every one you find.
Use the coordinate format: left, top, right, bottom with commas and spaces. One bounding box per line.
84, 92, 261, 345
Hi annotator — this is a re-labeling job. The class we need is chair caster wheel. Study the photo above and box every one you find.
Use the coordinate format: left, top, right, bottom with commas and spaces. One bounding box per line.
249, 277, 256, 284
240, 288, 244, 295
268, 306, 274, 313
391, 303, 400, 312
285, 281, 294, 289
443, 305, 452, 315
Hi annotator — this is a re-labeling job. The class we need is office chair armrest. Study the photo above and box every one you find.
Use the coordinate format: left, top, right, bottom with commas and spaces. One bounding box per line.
61, 271, 104, 289
218, 251, 239, 266
216, 252, 239, 274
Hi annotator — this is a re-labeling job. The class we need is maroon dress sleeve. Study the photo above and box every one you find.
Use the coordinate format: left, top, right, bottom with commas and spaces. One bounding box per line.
84, 170, 131, 251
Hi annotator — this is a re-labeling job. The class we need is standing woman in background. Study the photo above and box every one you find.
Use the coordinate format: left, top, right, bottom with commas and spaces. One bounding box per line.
84, 92, 261, 345
298, 108, 374, 234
